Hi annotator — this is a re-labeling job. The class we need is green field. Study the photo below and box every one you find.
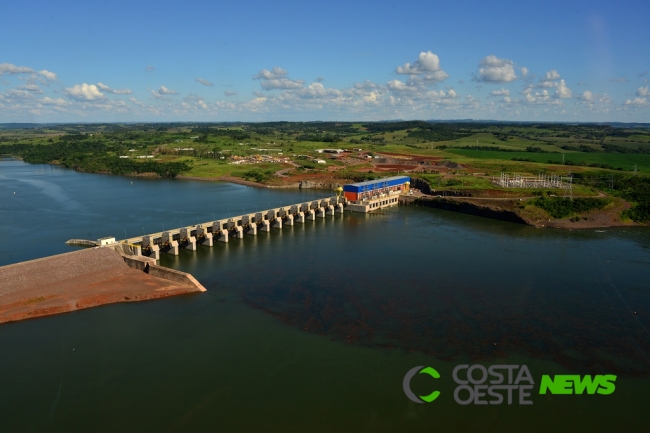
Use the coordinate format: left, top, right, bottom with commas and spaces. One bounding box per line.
448, 149, 650, 173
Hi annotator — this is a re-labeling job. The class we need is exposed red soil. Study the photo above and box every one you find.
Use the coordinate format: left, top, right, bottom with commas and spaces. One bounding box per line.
377, 152, 444, 161
373, 164, 418, 170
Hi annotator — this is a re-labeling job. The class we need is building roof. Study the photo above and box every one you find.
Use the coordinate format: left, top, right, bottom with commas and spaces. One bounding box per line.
346, 176, 410, 188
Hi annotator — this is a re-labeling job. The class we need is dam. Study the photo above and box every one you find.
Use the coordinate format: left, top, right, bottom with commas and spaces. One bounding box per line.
119, 196, 349, 260
0, 174, 411, 324
114, 176, 411, 260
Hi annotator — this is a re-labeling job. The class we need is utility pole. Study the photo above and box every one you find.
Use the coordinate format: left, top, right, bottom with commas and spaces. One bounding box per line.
562, 154, 565, 165
476, 139, 478, 151
633, 164, 637, 176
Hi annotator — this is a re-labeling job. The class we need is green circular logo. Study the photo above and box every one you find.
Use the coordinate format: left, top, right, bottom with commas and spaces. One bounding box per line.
403, 366, 441, 403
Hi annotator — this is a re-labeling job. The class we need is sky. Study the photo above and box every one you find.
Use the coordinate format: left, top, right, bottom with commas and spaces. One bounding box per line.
1, 0, 649, 123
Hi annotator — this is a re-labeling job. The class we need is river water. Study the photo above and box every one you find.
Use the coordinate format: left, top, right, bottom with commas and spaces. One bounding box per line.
1, 159, 649, 432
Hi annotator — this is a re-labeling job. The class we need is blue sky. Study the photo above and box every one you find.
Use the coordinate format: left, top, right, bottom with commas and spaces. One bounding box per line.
1, 0, 648, 123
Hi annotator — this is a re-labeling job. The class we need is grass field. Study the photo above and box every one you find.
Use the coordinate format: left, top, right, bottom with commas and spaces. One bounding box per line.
447, 149, 650, 173
180, 159, 284, 179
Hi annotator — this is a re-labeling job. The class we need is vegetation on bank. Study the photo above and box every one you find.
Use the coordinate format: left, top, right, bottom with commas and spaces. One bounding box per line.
242, 169, 275, 183
571, 172, 650, 222
0, 139, 191, 177
530, 196, 610, 219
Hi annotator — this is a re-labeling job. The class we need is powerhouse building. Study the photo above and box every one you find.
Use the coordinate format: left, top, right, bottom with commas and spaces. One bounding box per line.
343, 176, 410, 212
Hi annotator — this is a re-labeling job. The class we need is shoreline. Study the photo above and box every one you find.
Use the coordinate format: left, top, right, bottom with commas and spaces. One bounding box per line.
402, 195, 641, 230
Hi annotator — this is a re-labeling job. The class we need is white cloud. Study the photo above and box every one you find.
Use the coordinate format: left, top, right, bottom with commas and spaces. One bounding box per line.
490, 87, 510, 96
144, 66, 155, 73
518, 89, 563, 106
521, 67, 528, 78
555, 79, 572, 98
535, 70, 561, 89
545, 70, 561, 80
195, 78, 213, 87
254, 67, 287, 80
254, 67, 304, 90
578, 90, 594, 101
610, 77, 628, 82
636, 86, 649, 97
475, 55, 518, 83
395, 51, 449, 82
0, 63, 34, 75
18, 82, 43, 93
224, 91, 237, 96
38, 70, 57, 81
96, 82, 132, 95
625, 97, 648, 106
6, 89, 34, 100
41, 97, 68, 106
157, 85, 179, 95
386, 79, 419, 93
182, 94, 210, 111
354, 80, 379, 91
64, 83, 105, 101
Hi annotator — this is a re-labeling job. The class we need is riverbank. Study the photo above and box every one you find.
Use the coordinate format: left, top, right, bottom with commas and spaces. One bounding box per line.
402, 194, 640, 229
0, 247, 205, 324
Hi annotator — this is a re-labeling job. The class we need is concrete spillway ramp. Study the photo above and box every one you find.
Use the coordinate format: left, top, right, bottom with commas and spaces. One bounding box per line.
295, 212, 305, 223
0, 247, 205, 324
259, 220, 271, 232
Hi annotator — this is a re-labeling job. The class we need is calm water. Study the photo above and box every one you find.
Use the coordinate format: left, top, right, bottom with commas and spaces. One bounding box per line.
0, 159, 649, 432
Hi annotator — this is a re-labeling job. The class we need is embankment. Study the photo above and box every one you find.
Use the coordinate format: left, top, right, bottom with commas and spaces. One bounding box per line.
401, 195, 528, 225
0, 247, 205, 324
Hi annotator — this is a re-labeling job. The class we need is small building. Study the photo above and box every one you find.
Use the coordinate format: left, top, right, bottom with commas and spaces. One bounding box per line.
344, 176, 410, 213
315, 149, 345, 154
97, 237, 116, 246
